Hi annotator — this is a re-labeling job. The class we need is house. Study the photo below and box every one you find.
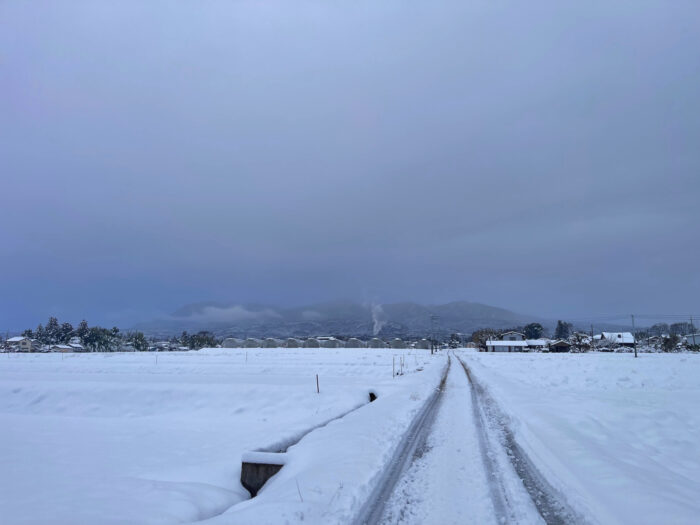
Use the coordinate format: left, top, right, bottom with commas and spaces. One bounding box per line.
599, 332, 635, 347
548, 340, 572, 353
51, 344, 73, 353
684, 333, 700, 346
525, 339, 549, 350
486, 340, 529, 352
69, 343, 86, 352
6, 336, 39, 352
501, 331, 525, 341
415, 339, 431, 350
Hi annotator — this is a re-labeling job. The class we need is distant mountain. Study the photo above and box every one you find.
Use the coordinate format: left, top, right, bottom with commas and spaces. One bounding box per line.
133, 300, 546, 339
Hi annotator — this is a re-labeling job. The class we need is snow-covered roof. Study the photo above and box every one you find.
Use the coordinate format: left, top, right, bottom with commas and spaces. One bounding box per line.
526, 339, 549, 346
601, 332, 635, 344
486, 340, 528, 347
7, 336, 27, 342
53, 344, 72, 349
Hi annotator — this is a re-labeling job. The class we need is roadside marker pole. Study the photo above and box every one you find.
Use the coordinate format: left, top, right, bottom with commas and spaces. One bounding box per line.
393, 356, 395, 378
316, 374, 320, 394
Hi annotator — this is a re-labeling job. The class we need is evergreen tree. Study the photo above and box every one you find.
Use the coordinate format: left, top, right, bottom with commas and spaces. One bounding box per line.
187, 331, 217, 349
554, 320, 572, 340
35, 324, 45, 344
662, 334, 680, 352
523, 323, 544, 339
45, 316, 60, 345
76, 320, 89, 343
125, 331, 148, 352
59, 322, 74, 343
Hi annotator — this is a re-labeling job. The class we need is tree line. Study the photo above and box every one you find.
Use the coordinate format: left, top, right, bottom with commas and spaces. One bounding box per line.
19, 316, 220, 351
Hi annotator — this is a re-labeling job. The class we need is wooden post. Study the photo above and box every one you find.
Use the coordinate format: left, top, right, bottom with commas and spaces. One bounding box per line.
393, 356, 395, 377
316, 374, 319, 394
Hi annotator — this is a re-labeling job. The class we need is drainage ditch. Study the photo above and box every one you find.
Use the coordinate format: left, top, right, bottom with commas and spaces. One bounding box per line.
240, 390, 381, 497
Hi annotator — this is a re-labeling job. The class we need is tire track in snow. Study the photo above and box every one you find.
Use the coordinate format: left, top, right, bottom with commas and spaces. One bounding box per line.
378, 352, 501, 525
352, 356, 450, 525
457, 355, 588, 525
457, 355, 516, 524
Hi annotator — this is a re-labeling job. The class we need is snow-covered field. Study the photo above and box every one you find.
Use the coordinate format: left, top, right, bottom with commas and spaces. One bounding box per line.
3, 349, 698, 525
463, 350, 700, 525
0, 348, 442, 525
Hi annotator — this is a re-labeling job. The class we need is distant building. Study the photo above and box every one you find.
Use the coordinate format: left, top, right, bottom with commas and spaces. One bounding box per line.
303, 338, 320, 348
6, 337, 38, 352
244, 338, 262, 348
222, 338, 243, 348
368, 338, 387, 348
525, 339, 549, 350
317, 336, 342, 348
390, 338, 405, 349
51, 344, 73, 353
285, 338, 302, 348
599, 332, 635, 347
486, 340, 528, 352
415, 339, 431, 350
263, 338, 284, 348
346, 338, 365, 348
548, 340, 572, 353
684, 333, 700, 346
501, 331, 525, 341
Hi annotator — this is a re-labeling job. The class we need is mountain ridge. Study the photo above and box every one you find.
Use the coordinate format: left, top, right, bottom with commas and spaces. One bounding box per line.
134, 300, 546, 338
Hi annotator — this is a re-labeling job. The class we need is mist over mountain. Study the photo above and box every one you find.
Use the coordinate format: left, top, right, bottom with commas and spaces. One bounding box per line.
134, 300, 546, 339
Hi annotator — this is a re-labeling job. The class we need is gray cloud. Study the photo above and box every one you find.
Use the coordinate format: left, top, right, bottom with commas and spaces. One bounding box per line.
1, 0, 699, 329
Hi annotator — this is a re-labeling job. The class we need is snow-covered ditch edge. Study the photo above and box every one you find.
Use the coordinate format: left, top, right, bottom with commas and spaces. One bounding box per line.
199, 357, 447, 525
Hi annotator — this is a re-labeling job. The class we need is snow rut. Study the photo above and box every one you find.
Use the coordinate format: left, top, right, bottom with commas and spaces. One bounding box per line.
352, 356, 450, 525
457, 355, 588, 525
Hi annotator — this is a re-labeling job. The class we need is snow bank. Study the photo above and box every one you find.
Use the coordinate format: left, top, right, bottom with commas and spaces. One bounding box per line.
202, 356, 446, 525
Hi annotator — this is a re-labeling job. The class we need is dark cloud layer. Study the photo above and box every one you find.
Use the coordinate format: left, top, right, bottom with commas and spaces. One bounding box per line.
1, 1, 699, 329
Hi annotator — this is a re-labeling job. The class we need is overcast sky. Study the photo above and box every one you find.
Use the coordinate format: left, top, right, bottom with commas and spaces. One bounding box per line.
1, 0, 699, 330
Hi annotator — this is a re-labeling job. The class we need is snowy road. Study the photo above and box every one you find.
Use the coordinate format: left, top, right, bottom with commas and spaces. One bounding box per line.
375, 353, 584, 525
378, 354, 501, 525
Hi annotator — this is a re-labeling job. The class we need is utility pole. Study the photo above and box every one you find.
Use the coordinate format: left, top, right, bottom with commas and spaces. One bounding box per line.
631, 314, 638, 358
430, 315, 438, 355
691, 316, 697, 346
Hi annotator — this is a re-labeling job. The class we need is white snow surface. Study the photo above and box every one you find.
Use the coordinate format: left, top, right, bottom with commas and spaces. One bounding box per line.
0, 348, 442, 525
4, 349, 697, 525
462, 350, 700, 525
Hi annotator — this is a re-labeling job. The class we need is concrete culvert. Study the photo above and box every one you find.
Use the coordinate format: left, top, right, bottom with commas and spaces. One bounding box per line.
369, 392, 377, 402
240, 451, 288, 497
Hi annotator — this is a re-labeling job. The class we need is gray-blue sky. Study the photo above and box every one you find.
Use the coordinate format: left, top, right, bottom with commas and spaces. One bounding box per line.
1, 0, 699, 330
